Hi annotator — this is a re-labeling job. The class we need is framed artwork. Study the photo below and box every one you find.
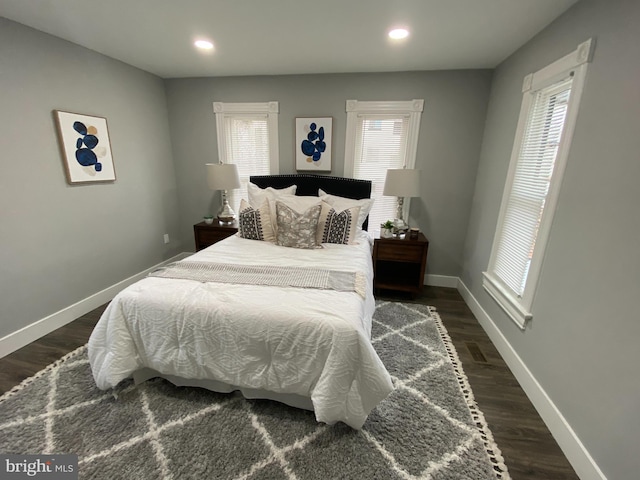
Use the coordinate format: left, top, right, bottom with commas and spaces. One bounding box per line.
295, 117, 332, 172
54, 110, 116, 184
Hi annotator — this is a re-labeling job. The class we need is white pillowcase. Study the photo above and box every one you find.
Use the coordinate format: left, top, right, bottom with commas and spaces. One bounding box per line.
276, 194, 322, 213
248, 183, 297, 207
318, 189, 374, 229
248, 183, 297, 232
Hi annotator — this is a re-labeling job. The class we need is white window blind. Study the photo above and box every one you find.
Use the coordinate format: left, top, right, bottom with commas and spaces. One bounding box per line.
493, 79, 572, 296
224, 116, 271, 212
353, 115, 410, 230
483, 38, 592, 328
213, 102, 279, 214
344, 100, 423, 234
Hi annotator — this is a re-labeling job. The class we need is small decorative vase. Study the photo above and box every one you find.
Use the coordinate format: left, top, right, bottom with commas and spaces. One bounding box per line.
381, 227, 393, 238
204, 216, 214, 225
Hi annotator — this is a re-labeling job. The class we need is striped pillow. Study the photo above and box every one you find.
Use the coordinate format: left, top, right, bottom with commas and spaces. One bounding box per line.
237, 199, 275, 242
317, 201, 361, 245
318, 189, 374, 229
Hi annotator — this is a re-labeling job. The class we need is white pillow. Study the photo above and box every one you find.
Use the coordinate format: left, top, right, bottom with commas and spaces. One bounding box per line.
248, 183, 297, 207
276, 194, 322, 213
318, 189, 374, 229
248, 183, 297, 232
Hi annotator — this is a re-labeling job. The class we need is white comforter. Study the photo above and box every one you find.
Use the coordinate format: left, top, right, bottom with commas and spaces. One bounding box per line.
88, 231, 393, 429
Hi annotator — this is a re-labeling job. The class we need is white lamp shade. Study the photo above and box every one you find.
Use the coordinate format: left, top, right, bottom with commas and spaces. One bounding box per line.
206, 163, 240, 190
383, 169, 421, 197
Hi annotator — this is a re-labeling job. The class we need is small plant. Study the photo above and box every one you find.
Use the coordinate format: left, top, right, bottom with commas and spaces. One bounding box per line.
381, 220, 394, 229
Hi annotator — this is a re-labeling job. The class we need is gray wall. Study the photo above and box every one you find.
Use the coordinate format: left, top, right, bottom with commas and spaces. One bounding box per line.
165, 71, 492, 275
461, 0, 640, 478
0, 18, 182, 339
10, 6, 632, 476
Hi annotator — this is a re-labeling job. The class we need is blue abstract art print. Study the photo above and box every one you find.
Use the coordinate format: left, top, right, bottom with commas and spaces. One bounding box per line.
295, 117, 332, 172
54, 110, 116, 184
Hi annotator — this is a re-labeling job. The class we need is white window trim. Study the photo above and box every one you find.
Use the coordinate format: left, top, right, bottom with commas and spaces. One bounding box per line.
344, 99, 424, 221
483, 38, 594, 329
212, 101, 279, 174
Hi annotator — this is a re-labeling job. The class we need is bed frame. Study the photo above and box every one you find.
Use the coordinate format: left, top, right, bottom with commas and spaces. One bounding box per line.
134, 174, 373, 411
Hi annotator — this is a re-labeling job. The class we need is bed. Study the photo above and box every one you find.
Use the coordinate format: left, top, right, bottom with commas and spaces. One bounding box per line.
88, 174, 393, 429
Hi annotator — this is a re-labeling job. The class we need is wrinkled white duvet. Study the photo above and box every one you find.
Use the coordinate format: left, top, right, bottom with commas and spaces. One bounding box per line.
88, 231, 393, 429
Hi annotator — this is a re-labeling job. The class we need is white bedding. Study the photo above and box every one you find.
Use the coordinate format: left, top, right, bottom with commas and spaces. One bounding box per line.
88, 230, 393, 429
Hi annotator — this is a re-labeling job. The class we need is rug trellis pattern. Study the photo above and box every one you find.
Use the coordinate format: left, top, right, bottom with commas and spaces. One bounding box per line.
0, 302, 510, 479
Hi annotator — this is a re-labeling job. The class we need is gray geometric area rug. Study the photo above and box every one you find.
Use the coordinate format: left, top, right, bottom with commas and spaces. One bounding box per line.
0, 302, 510, 479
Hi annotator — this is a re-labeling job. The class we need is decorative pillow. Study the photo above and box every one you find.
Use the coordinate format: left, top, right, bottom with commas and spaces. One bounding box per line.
318, 189, 374, 229
237, 199, 276, 242
275, 201, 322, 249
317, 201, 361, 245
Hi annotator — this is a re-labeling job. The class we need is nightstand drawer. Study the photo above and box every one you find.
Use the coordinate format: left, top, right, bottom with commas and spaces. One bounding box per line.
198, 229, 235, 245
375, 243, 424, 262
194, 221, 238, 251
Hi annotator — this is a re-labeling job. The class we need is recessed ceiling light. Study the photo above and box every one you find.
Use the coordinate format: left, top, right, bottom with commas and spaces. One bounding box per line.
194, 40, 214, 50
388, 28, 409, 40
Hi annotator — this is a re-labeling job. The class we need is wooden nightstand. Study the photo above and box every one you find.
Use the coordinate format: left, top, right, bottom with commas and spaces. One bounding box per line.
193, 221, 238, 251
373, 232, 429, 296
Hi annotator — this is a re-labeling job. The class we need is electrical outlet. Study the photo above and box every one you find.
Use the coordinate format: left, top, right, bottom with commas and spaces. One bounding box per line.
163, 234, 170, 244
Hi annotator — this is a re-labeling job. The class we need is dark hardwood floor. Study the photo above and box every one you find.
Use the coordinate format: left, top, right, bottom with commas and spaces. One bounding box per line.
0, 286, 579, 479
378, 287, 580, 480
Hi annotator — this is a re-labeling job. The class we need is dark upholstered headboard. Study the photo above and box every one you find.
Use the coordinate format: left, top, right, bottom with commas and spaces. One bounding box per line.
249, 174, 372, 230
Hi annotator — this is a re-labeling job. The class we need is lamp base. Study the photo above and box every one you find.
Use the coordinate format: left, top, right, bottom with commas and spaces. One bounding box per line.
393, 196, 410, 233
393, 213, 409, 238
393, 218, 408, 230
217, 197, 236, 225
217, 190, 236, 225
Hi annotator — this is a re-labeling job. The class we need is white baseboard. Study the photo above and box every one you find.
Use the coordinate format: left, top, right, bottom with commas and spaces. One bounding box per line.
457, 280, 607, 480
424, 274, 459, 288
0, 252, 192, 359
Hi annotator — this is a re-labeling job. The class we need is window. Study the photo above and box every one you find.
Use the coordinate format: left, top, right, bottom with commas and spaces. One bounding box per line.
213, 102, 279, 212
344, 100, 424, 233
483, 39, 593, 329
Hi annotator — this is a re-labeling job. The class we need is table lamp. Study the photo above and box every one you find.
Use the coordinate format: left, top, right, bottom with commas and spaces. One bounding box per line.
206, 162, 240, 224
383, 168, 421, 231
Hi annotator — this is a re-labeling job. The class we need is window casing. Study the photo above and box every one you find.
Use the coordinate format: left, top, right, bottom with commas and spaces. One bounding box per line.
344, 100, 424, 234
483, 39, 593, 329
213, 102, 279, 212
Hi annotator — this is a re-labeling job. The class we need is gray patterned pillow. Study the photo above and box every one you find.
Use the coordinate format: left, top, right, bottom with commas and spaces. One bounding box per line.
316, 201, 361, 245
275, 201, 322, 249
238, 199, 275, 242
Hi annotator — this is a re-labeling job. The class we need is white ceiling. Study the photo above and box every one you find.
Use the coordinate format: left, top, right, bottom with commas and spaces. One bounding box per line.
0, 0, 579, 79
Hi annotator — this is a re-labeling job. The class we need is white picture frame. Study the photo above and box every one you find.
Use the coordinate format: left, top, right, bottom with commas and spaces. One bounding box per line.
54, 110, 116, 184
